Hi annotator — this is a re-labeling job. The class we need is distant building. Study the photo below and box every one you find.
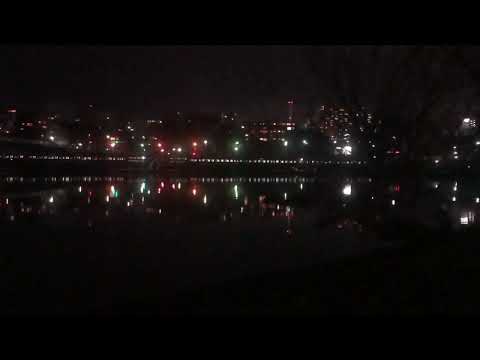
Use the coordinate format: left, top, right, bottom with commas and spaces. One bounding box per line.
245, 120, 296, 142
459, 117, 477, 136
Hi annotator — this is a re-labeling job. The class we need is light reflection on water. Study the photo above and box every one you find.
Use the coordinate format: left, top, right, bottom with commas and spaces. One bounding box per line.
1, 176, 480, 232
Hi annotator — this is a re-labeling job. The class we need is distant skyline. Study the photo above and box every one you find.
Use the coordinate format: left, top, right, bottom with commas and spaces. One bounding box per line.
0, 46, 322, 120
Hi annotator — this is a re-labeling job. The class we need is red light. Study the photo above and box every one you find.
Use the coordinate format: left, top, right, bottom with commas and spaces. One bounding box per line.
192, 152, 196, 156
394, 185, 400, 192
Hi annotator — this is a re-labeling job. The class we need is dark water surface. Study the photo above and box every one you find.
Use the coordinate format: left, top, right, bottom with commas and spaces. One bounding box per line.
0, 175, 478, 315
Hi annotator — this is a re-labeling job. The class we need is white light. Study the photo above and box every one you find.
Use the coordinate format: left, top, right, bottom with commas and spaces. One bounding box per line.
391, 199, 396, 206
234, 146, 239, 152
342, 184, 352, 196
49, 196, 54, 203
177, 147, 182, 153
140, 143, 144, 148
343, 145, 352, 156
204, 140, 208, 145
49, 136, 55, 141
203, 194, 207, 205
284, 192, 287, 200
300, 183, 303, 190
284, 141, 288, 147
105, 195, 109, 203
464, 118, 471, 124
435, 159, 440, 164
302, 139, 308, 145
454, 156, 459, 160
78, 186, 82, 193
476, 197, 480, 204
110, 142, 116, 148
140, 182, 146, 193
452, 196, 456, 202
460, 216, 469, 225
476, 141, 480, 146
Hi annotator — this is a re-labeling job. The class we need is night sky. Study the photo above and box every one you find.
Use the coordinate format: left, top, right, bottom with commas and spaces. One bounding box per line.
0, 46, 320, 120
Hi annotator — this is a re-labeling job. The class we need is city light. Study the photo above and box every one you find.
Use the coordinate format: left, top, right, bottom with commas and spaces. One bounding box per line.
476, 141, 480, 146
78, 186, 82, 193
140, 182, 146, 193
302, 139, 308, 145
192, 188, 197, 196
157, 143, 163, 148
204, 140, 208, 145
49, 196, 54, 203
342, 145, 352, 156
193, 142, 197, 147
203, 194, 207, 205
452, 196, 456, 202
460, 216, 469, 225
234, 146, 239, 152
284, 192, 287, 200
284, 140, 288, 147
391, 199, 396, 206
476, 197, 480, 204
342, 184, 352, 196
110, 142, 116, 148
464, 118, 471, 124
177, 147, 182, 153
49, 136, 55, 142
